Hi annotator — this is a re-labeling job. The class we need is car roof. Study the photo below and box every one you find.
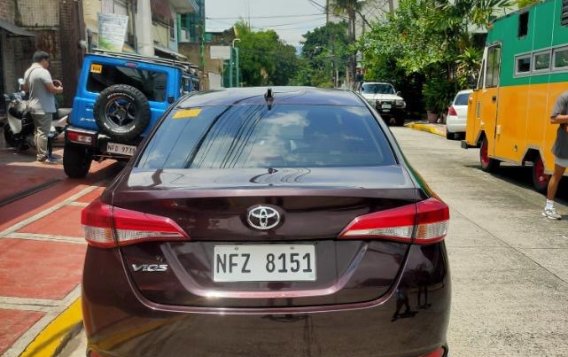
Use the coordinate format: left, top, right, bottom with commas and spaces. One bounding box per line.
177, 87, 366, 108
456, 89, 473, 95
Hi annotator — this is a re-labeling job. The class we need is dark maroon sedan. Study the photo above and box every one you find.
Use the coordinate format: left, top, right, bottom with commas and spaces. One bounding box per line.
81, 87, 450, 357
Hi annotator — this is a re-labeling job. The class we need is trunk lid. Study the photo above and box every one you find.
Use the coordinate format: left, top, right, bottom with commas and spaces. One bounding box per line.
115, 166, 420, 308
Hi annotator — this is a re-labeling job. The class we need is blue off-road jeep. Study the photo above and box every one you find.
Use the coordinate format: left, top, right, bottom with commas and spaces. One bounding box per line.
63, 51, 199, 178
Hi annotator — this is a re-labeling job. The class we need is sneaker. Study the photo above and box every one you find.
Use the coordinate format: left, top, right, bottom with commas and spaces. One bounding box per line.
542, 207, 562, 220
48, 153, 62, 160
40, 157, 62, 165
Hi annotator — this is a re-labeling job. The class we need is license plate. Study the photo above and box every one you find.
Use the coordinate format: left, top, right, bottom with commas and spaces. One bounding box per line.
106, 142, 136, 156
382, 103, 392, 109
213, 244, 316, 282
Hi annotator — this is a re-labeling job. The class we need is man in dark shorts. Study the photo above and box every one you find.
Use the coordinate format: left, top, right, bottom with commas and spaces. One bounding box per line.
543, 91, 568, 220
23, 51, 64, 163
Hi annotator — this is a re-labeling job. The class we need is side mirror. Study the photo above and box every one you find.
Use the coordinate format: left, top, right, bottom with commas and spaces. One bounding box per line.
396, 91, 401, 96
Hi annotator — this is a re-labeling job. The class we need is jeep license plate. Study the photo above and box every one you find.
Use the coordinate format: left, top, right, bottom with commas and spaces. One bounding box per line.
107, 142, 136, 156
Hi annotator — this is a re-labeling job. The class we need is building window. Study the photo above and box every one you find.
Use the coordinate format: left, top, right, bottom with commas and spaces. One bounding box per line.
477, 59, 486, 90
533, 52, 550, 71
562, 0, 568, 26
179, 14, 194, 42
170, 23, 176, 41
518, 12, 529, 37
515, 55, 531, 75
553, 47, 568, 69
485, 45, 501, 88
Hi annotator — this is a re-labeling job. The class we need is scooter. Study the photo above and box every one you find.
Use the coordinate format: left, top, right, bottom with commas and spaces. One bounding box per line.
3, 79, 69, 156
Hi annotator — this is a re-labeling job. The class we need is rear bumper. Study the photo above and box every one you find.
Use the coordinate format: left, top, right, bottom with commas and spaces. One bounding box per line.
65, 126, 139, 160
445, 116, 465, 133
82, 243, 451, 357
376, 106, 406, 118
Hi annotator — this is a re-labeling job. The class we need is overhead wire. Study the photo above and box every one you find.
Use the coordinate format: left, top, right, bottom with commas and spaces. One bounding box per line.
206, 13, 325, 20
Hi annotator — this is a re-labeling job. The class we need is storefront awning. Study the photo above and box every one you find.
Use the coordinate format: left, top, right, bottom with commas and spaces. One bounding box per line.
0, 19, 35, 37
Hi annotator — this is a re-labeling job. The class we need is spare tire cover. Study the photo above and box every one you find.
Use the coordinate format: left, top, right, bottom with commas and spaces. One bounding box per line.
93, 84, 151, 142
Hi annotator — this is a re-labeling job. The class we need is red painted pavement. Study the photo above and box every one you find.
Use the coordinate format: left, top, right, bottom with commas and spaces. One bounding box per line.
0, 163, 65, 201
0, 139, 117, 355
18, 205, 85, 238
75, 186, 105, 204
0, 149, 65, 204
0, 309, 45, 355
0, 239, 86, 299
0, 161, 119, 232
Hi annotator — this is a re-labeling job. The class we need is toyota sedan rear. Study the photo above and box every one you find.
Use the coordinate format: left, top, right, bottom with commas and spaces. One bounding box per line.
81, 87, 451, 357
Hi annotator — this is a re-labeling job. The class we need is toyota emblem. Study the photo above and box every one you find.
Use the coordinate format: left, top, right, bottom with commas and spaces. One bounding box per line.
247, 206, 281, 230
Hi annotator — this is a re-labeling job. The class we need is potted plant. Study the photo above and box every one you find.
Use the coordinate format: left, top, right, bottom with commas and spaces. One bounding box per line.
422, 77, 457, 123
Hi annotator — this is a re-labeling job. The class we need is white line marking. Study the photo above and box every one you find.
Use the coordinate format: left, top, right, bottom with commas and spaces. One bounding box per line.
0, 185, 98, 239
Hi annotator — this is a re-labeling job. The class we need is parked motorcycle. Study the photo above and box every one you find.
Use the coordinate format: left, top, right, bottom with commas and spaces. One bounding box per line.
3, 79, 69, 156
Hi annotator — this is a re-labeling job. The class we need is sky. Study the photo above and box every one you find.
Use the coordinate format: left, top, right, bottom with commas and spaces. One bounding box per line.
205, 0, 328, 47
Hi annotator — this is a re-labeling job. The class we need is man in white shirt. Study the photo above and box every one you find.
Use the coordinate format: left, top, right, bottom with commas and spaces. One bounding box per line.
23, 51, 63, 163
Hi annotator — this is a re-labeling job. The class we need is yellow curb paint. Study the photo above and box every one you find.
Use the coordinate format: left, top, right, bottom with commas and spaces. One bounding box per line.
21, 298, 82, 357
406, 122, 445, 137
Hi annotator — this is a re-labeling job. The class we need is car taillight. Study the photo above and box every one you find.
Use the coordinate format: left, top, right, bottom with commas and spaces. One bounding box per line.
81, 199, 189, 248
338, 198, 449, 244
420, 347, 446, 357
67, 130, 96, 145
447, 105, 457, 116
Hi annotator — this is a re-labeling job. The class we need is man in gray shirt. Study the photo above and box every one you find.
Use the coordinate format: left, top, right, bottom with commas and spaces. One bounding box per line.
543, 91, 568, 219
23, 51, 63, 163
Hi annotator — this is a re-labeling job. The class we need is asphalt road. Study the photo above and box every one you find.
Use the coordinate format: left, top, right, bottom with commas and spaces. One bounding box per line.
391, 127, 568, 356
60, 126, 568, 357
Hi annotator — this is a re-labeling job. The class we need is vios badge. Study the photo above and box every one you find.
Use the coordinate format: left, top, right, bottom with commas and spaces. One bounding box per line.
247, 205, 281, 230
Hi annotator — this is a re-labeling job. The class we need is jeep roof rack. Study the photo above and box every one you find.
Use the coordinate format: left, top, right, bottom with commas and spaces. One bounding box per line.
90, 49, 199, 74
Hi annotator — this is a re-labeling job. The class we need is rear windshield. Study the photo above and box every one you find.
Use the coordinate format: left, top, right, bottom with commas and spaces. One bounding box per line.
137, 104, 396, 169
87, 64, 167, 102
454, 92, 471, 105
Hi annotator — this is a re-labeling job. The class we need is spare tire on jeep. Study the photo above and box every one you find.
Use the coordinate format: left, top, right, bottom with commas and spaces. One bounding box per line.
93, 84, 151, 142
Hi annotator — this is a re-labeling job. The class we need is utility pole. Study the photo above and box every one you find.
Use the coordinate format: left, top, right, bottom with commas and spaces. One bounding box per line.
230, 38, 241, 88
234, 39, 241, 87
348, 1, 356, 90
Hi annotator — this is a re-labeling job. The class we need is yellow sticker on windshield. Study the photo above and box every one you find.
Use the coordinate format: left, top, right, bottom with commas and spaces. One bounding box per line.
90, 64, 102, 74
173, 108, 202, 119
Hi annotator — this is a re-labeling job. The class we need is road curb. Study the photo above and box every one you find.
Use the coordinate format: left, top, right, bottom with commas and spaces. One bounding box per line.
405, 122, 446, 137
20, 298, 83, 357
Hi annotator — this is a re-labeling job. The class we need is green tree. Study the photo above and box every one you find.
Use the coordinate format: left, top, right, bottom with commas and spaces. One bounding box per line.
234, 22, 299, 86
294, 21, 350, 87
358, 0, 511, 116
328, 0, 368, 87
515, 0, 538, 8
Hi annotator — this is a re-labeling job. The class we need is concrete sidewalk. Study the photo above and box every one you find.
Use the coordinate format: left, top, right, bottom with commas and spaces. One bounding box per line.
0, 129, 119, 357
